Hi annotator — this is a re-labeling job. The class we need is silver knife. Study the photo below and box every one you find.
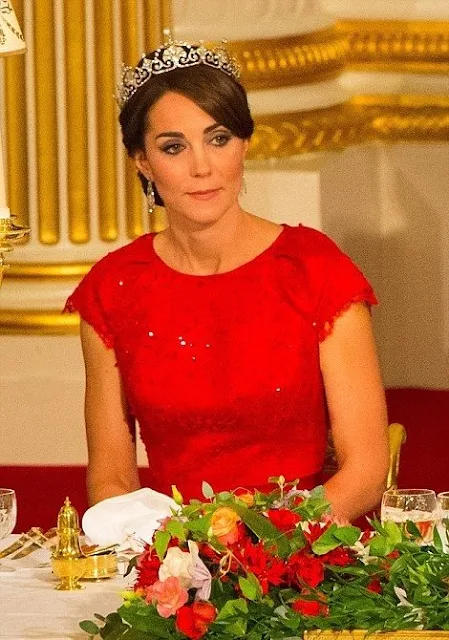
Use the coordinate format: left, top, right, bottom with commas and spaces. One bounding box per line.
0, 527, 43, 559
11, 527, 57, 559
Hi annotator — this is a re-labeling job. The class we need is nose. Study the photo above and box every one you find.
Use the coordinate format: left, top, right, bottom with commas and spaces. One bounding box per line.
189, 145, 212, 177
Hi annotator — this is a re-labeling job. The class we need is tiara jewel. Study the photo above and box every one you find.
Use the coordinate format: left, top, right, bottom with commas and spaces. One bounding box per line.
116, 30, 241, 110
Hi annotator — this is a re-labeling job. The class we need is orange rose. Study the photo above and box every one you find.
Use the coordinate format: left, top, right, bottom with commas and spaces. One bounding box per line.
210, 507, 240, 545
234, 489, 254, 507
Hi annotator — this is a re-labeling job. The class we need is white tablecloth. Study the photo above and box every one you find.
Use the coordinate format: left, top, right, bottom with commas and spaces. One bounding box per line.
0, 536, 130, 639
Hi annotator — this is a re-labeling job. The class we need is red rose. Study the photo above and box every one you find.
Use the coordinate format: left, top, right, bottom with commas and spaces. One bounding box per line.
367, 578, 382, 593
134, 548, 161, 590
266, 508, 301, 532
288, 551, 325, 588
176, 602, 217, 640
322, 546, 355, 567
292, 598, 328, 617
304, 522, 327, 544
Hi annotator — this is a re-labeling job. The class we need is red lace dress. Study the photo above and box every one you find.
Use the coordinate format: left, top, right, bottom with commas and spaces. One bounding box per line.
66, 224, 377, 499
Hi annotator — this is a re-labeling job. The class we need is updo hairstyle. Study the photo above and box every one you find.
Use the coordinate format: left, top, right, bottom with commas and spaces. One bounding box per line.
119, 55, 254, 206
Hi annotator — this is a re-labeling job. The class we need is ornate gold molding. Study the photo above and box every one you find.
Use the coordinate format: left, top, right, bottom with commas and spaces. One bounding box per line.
248, 95, 449, 160
338, 19, 449, 74
6, 262, 92, 278
0, 309, 79, 335
230, 28, 349, 91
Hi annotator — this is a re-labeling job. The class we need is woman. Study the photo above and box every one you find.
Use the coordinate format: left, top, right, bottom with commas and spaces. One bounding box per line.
66, 37, 389, 522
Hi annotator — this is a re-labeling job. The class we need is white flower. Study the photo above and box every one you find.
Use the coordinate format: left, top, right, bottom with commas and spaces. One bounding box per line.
188, 540, 212, 601
394, 586, 412, 607
159, 547, 194, 588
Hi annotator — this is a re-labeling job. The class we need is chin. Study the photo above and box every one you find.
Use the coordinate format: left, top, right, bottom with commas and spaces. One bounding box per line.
169, 196, 238, 227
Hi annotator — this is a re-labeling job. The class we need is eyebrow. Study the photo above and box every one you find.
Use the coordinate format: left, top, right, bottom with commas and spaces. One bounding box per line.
155, 123, 224, 140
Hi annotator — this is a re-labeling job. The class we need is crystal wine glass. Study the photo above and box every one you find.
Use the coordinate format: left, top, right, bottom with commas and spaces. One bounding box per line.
0, 488, 17, 571
381, 488, 438, 544
437, 491, 449, 551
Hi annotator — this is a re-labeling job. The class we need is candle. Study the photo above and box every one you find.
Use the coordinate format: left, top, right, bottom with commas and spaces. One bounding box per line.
0, 129, 7, 212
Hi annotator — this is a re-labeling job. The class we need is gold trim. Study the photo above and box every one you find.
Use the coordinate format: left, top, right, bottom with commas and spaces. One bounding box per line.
248, 95, 449, 160
4, 0, 28, 233
94, 0, 118, 242
305, 632, 449, 640
5, 262, 92, 278
230, 28, 349, 91
34, 0, 59, 245
0, 310, 79, 335
64, 0, 90, 244
338, 19, 449, 74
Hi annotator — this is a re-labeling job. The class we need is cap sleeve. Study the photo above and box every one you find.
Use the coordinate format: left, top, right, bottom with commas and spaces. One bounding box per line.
315, 236, 378, 342
64, 259, 114, 348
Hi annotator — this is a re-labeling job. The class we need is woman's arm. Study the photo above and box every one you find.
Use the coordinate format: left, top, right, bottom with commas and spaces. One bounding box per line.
319, 303, 389, 522
80, 320, 141, 505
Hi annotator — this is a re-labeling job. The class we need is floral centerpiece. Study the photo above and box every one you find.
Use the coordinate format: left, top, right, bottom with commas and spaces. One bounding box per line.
81, 477, 449, 639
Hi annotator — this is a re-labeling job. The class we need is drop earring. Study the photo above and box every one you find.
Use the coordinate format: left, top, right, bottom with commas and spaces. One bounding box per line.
240, 175, 247, 196
147, 180, 155, 214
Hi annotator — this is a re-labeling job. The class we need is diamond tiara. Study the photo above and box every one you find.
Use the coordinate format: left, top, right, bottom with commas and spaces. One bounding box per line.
117, 30, 241, 110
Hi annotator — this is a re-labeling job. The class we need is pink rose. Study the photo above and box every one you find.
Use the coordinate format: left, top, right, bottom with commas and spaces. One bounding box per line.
145, 576, 189, 618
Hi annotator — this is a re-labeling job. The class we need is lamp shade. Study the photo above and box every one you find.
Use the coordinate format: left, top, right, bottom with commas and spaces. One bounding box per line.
0, 1, 26, 56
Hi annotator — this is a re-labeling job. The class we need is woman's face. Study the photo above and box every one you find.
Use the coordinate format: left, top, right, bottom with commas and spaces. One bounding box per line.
135, 91, 249, 228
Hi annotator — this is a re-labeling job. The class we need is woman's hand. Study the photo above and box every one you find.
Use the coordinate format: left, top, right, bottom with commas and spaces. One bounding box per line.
319, 303, 389, 522
80, 320, 141, 505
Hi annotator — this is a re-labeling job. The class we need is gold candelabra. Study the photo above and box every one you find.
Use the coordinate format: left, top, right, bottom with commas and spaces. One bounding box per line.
0, 1, 28, 287
0, 215, 30, 286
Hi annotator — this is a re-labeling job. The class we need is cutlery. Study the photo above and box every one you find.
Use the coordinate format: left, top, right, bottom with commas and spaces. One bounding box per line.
0, 527, 44, 559
11, 527, 57, 559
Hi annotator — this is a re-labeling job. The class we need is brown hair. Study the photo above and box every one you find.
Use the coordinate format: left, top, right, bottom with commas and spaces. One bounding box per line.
119, 62, 254, 205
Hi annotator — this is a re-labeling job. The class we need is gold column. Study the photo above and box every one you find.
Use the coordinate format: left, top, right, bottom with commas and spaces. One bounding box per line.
94, 0, 118, 241
121, 0, 144, 238
34, 0, 59, 244
64, 0, 89, 243
4, 0, 28, 232
143, 0, 162, 51
143, 0, 170, 232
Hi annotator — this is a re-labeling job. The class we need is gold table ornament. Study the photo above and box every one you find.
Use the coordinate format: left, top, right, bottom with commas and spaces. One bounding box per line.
305, 632, 449, 639
51, 496, 87, 590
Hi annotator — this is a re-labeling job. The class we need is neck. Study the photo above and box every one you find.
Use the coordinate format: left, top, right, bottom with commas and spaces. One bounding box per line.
160, 209, 255, 275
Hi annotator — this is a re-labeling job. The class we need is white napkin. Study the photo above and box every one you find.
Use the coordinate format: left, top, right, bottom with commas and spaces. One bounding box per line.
82, 488, 179, 548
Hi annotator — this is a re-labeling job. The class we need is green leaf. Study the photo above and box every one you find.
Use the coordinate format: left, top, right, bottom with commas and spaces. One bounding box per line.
154, 530, 171, 561
217, 491, 232, 501
215, 598, 248, 636
433, 526, 443, 553
118, 604, 171, 637
239, 576, 258, 600
231, 502, 290, 557
383, 520, 403, 544
165, 519, 186, 541
202, 481, 215, 499
368, 534, 395, 557
405, 520, 421, 539
334, 525, 361, 546
185, 512, 212, 536
79, 620, 100, 636
239, 573, 262, 601
312, 524, 341, 555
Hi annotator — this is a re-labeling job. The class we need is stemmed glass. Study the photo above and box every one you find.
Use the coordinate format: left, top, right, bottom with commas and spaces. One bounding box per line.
381, 488, 438, 544
0, 488, 17, 571
437, 491, 449, 551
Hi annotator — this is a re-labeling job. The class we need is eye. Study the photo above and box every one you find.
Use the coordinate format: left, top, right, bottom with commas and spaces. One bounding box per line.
160, 142, 184, 155
211, 132, 232, 146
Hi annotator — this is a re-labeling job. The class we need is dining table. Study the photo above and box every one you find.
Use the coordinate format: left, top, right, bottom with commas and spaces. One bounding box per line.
0, 535, 129, 640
